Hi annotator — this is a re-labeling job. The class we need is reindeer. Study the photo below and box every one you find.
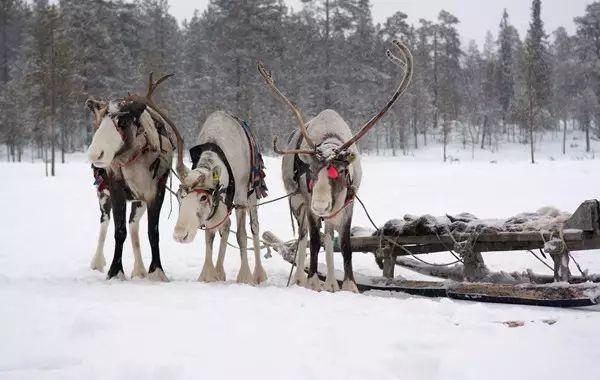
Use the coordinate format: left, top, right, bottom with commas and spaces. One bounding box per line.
258, 40, 413, 292
86, 74, 186, 281
172, 111, 269, 285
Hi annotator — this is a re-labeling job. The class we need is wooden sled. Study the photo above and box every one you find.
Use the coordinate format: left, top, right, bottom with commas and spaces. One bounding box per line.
262, 200, 600, 308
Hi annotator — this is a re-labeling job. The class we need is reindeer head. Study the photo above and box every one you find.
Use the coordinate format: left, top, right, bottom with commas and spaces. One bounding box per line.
86, 99, 146, 168
173, 163, 225, 243
260, 40, 413, 218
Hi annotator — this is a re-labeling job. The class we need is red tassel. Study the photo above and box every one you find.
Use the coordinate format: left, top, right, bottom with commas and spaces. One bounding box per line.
327, 165, 339, 179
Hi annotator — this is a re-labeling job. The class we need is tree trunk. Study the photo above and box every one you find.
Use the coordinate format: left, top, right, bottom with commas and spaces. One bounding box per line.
61, 122, 65, 164
44, 141, 48, 177
49, 12, 56, 176
413, 114, 418, 150
562, 118, 567, 155
586, 120, 591, 153
481, 115, 487, 149
442, 121, 448, 162
432, 30, 439, 133
528, 107, 535, 164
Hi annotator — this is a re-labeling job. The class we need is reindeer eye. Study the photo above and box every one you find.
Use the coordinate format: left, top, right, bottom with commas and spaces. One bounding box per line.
199, 194, 209, 202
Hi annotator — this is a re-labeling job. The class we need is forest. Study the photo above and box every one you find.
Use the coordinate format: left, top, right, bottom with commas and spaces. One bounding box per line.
1, 0, 599, 171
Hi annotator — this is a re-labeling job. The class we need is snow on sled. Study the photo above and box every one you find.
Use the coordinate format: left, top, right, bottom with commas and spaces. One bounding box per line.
262, 200, 600, 308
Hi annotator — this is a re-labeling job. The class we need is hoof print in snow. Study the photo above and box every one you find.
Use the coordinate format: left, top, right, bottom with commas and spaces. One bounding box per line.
503, 321, 525, 328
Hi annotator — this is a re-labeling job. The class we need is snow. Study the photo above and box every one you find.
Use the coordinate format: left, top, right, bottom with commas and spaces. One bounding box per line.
2, 136, 600, 379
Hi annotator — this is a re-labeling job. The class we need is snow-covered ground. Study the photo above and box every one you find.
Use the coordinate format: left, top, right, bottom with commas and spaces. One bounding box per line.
2, 136, 600, 380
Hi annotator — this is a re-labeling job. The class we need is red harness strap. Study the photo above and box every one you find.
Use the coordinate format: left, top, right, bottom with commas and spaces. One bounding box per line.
322, 196, 354, 220
201, 209, 232, 231
191, 188, 232, 231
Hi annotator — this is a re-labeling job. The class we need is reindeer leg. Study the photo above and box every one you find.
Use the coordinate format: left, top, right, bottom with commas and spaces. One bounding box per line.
306, 214, 322, 291
148, 184, 168, 282
215, 218, 231, 281
199, 229, 219, 282
291, 199, 308, 286
235, 208, 254, 285
129, 201, 148, 279
249, 195, 267, 284
322, 223, 339, 292
91, 191, 111, 272
107, 187, 127, 280
340, 210, 358, 293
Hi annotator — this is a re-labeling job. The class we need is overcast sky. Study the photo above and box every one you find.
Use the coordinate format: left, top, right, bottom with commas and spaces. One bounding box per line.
168, 0, 590, 47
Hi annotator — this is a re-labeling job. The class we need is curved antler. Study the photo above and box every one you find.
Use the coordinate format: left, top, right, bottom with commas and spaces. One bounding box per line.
338, 40, 413, 152
257, 61, 316, 150
272, 137, 316, 156
127, 72, 186, 178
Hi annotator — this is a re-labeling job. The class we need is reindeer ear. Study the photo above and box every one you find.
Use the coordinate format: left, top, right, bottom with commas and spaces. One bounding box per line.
86, 98, 104, 112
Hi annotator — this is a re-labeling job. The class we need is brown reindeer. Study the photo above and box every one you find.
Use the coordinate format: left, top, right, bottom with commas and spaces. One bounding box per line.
86, 74, 185, 280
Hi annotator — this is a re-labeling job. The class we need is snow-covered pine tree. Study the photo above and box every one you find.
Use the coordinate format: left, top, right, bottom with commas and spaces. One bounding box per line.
523, 0, 551, 164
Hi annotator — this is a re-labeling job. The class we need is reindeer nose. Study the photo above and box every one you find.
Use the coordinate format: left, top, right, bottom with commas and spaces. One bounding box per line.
173, 228, 190, 243
88, 148, 105, 162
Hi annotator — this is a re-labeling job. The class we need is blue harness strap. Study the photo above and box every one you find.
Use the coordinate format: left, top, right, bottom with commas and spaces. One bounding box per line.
234, 117, 268, 199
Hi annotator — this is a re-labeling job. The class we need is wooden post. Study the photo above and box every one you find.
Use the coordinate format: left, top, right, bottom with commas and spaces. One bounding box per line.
550, 249, 570, 282
382, 248, 395, 279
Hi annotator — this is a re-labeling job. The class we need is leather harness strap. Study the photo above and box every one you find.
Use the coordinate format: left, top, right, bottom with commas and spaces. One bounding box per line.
189, 142, 236, 213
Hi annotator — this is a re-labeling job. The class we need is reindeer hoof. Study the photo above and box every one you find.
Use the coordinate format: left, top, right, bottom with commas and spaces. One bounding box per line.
131, 264, 148, 279
236, 265, 255, 285
323, 276, 340, 293
148, 268, 169, 282
199, 265, 219, 283
253, 266, 268, 284
341, 279, 359, 293
215, 266, 226, 282
90, 254, 106, 272
306, 274, 321, 291
106, 269, 126, 281
292, 270, 307, 287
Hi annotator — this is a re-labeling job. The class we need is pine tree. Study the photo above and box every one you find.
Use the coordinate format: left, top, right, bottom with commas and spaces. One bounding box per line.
523, 0, 551, 164
496, 9, 517, 137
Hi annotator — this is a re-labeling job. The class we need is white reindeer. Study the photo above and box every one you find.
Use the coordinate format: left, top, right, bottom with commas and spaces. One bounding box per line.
172, 111, 268, 285
258, 40, 413, 292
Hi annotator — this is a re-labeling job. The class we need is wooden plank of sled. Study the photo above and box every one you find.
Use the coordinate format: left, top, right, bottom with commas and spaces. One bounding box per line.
345, 230, 589, 254
447, 283, 600, 308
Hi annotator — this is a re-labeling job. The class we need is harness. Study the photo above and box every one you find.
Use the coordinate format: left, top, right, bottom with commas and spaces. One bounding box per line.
189, 142, 236, 221
291, 132, 355, 220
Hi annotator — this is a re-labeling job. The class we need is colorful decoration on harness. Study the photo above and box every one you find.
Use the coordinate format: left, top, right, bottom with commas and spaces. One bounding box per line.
327, 165, 339, 179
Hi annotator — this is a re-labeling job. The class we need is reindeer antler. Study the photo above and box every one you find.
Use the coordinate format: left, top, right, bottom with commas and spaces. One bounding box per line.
338, 40, 413, 152
272, 137, 316, 156
257, 61, 316, 152
128, 72, 185, 178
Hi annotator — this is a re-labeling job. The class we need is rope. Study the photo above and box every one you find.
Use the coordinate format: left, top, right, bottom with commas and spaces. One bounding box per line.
568, 252, 587, 278
354, 194, 462, 267
527, 249, 555, 272
256, 191, 296, 207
